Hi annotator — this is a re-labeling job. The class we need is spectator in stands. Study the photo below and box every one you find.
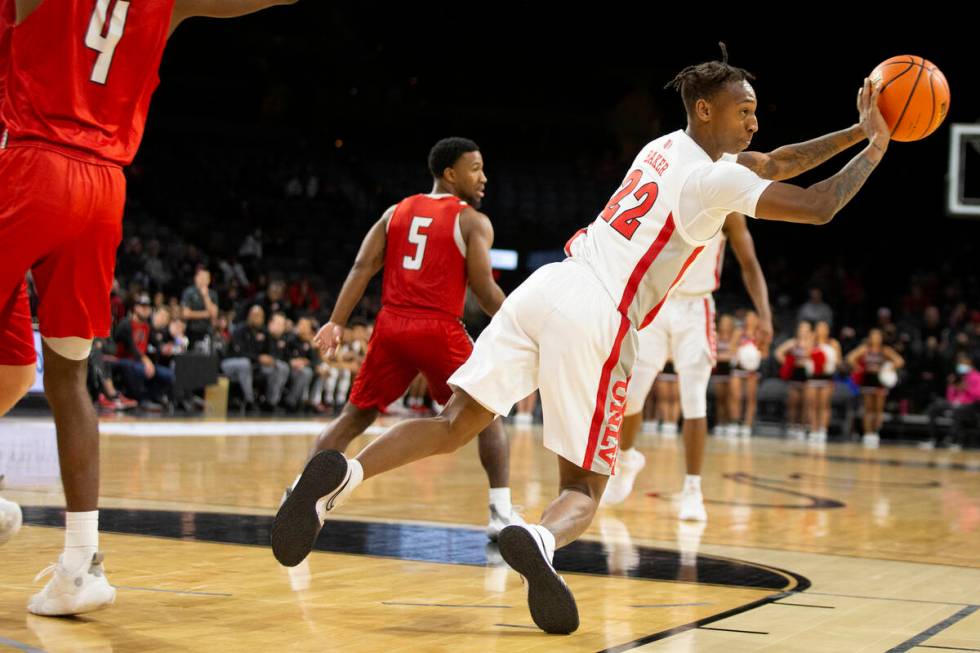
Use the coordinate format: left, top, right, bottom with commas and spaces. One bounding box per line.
283, 316, 318, 413
287, 277, 320, 315
113, 294, 175, 410
254, 279, 292, 321
264, 312, 292, 410
927, 352, 980, 449
797, 288, 833, 327
221, 305, 266, 410
88, 339, 137, 412
181, 266, 219, 350
910, 336, 949, 412
148, 308, 188, 368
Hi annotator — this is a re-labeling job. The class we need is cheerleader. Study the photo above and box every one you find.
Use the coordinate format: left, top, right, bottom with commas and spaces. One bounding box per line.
775, 321, 814, 438
729, 311, 765, 438
846, 328, 904, 447
712, 314, 736, 436
807, 321, 842, 442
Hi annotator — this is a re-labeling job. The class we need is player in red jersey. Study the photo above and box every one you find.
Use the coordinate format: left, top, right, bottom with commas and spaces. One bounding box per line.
279, 137, 521, 542
0, 0, 296, 616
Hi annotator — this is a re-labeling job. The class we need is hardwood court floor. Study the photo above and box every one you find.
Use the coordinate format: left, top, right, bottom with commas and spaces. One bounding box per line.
1, 416, 978, 652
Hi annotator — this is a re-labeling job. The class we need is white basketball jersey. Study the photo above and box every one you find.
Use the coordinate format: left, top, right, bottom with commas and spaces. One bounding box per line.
674, 232, 727, 298
566, 130, 770, 330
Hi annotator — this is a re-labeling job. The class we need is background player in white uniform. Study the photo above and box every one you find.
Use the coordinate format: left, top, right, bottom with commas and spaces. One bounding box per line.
272, 51, 892, 634
596, 212, 773, 514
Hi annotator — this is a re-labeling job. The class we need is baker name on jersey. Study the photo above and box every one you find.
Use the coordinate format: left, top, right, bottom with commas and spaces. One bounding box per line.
643, 150, 670, 176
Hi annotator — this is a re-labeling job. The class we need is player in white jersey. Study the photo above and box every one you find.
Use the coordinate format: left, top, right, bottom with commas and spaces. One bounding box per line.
593, 211, 774, 514
272, 50, 892, 634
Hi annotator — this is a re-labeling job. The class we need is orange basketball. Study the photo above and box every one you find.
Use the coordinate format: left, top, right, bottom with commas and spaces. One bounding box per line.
869, 55, 950, 142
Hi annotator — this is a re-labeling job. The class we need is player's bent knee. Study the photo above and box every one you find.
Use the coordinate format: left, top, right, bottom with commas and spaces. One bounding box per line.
678, 364, 711, 419
42, 336, 93, 361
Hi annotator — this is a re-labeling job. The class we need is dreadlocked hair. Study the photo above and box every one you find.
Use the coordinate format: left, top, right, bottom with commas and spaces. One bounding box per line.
666, 42, 755, 114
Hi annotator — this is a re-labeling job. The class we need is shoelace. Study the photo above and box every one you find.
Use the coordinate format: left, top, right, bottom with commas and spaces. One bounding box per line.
33, 563, 60, 583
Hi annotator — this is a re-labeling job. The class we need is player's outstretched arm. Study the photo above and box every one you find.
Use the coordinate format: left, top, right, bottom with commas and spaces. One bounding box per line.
737, 124, 865, 182
313, 207, 392, 359
170, 0, 297, 34
725, 213, 773, 350
461, 208, 506, 317
753, 79, 888, 225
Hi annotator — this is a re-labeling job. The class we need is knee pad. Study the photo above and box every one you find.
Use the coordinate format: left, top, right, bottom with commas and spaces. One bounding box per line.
42, 336, 93, 361
677, 362, 712, 419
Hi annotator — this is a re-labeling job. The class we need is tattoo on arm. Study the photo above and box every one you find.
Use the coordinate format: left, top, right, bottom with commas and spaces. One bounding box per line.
810, 146, 883, 215
746, 126, 864, 180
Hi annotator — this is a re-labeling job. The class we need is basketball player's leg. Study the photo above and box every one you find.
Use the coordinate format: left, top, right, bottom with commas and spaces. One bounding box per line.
541, 456, 607, 547
356, 389, 495, 479
496, 274, 634, 634
25, 155, 123, 616
42, 342, 99, 512
0, 282, 37, 416
674, 302, 715, 522
0, 151, 57, 551
602, 323, 666, 506
417, 318, 511, 489
313, 402, 381, 453
273, 272, 546, 567
273, 389, 496, 567
313, 325, 416, 455
0, 282, 33, 549
0, 149, 47, 416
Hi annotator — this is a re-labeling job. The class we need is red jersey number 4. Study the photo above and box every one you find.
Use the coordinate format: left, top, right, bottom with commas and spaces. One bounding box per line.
85, 0, 131, 85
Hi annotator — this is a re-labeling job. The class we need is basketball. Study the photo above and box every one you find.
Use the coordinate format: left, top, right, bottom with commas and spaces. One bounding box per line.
869, 55, 950, 142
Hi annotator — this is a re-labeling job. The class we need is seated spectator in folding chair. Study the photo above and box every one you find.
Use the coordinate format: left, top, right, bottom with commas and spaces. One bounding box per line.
112, 295, 175, 410
927, 353, 980, 450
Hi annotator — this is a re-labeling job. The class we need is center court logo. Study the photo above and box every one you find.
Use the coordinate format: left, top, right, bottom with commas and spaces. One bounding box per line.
597, 378, 629, 471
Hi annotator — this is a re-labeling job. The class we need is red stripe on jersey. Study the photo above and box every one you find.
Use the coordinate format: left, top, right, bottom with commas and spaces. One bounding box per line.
713, 242, 724, 291
583, 313, 632, 471
617, 214, 676, 314
704, 297, 717, 362
638, 245, 705, 330
564, 227, 587, 257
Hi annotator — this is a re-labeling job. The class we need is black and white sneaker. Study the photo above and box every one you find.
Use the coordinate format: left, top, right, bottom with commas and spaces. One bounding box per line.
497, 524, 579, 634
271, 450, 361, 567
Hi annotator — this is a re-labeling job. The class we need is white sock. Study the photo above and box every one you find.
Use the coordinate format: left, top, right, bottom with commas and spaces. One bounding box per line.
683, 475, 701, 493
532, 524, 556, 562
489, 487, 512, 515
64, 511, 99, 571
